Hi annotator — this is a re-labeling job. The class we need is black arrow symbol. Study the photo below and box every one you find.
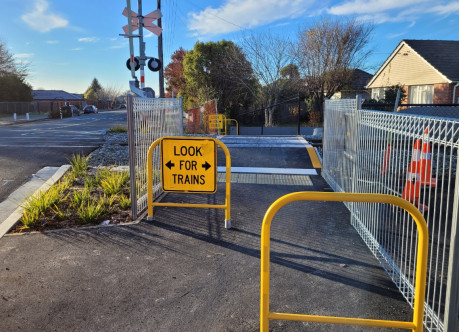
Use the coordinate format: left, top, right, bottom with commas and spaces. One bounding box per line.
202, 161, 211, 171
166, 160, 175, 170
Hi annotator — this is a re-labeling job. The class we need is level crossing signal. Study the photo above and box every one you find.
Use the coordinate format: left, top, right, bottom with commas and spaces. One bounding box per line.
148, 58, 161, 72
126, 57, 140, 71
126, 57, 162, 72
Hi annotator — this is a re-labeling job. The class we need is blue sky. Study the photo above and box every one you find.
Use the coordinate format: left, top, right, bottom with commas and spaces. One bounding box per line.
0, 0, 458, 94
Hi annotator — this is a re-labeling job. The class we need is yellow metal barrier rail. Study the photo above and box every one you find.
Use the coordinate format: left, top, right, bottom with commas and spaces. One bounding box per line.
260, 192, 429, 332
226, 119, 238, 135
147, 137, 232, 229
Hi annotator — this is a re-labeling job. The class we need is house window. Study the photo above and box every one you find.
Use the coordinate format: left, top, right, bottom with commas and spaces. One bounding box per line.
371, 88, 386, 101
409, 85, 433, 104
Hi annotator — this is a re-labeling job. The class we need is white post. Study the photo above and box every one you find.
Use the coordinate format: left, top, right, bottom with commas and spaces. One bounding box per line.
137, 0, 146, 90
13, 113, 17, 121
26, 113, 30, 120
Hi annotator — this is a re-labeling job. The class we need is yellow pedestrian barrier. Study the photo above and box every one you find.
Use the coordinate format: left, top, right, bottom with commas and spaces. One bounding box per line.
226, 119, 239, 135
147, 136, 232, 229
208, 114, 227, 134
260, 192, 429, 332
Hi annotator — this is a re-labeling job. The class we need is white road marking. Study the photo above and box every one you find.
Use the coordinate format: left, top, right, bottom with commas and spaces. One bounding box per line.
217, 166, 317, 175
219, 136, 313, 148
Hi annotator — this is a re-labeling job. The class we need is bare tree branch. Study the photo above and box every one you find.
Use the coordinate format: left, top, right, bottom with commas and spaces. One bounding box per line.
294, 18, 373, 115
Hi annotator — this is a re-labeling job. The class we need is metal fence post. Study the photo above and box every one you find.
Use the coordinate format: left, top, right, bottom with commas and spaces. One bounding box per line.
444, 146, 459, 331
127, 95, 137, 220
179, 96, 184, 135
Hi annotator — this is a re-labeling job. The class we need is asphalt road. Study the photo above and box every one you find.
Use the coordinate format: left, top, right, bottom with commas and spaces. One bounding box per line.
0, 109, 127, 203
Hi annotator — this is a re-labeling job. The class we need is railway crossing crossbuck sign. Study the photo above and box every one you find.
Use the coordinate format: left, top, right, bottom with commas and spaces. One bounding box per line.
161, 137, 217, 193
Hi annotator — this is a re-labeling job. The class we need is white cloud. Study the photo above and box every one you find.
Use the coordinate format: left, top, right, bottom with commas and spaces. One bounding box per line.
15, 53, 34, 59
429, 1, 459, 15
21, 0, 68, 33
187, 0, 314, 37
46, 40, 59, 44
327, 0, 459, 25
78, 37, 100, 43
386, 31, 406, 39
110, 44, 127, 49
72, 47, 83, 51
328, 0, 429, 15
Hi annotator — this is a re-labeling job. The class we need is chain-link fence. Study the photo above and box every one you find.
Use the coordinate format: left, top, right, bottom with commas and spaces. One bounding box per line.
0, 102, 35, 115
323, 98, 459, 332
127, 96, 183, 218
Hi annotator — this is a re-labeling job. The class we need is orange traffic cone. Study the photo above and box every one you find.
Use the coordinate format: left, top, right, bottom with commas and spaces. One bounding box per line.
420, 128, 437, 187
402, 138, 428, 213
402, 165, 420, 204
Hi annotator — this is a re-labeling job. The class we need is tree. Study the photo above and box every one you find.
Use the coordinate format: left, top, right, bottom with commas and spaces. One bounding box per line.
0, 40, 28, 78
182, 40, 256, 117
384, 85, 406, 105
0, 40, 32, 101
294, 19, 373, 118
84, 78, 103, 105
164, 47, 187, 97
0, 74, 32, 102
236, 32, 294, 126
98, 85, 124, 108
84, 88, 97, 105
88, 78, 102, 93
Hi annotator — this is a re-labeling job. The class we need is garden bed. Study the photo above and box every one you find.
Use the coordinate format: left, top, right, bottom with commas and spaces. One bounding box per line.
9, 155, 132, 233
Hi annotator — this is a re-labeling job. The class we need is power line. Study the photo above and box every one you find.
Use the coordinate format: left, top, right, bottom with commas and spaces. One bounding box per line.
186, 1, 247, 31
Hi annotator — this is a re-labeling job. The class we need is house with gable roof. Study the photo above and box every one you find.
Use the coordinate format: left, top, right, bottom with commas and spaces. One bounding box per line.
366, 40, 459, 105
32, 90, 85, 113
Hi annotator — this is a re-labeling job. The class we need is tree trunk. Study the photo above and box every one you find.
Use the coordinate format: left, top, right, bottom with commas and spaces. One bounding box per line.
268, 109, 274, 126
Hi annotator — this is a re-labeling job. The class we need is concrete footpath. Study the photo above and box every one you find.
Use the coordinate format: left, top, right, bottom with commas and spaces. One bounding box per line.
0, 113, 49, 126
0, 136, 412, 331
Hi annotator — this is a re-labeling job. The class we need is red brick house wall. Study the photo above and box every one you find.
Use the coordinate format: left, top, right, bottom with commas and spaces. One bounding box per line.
434, 83, 454, 104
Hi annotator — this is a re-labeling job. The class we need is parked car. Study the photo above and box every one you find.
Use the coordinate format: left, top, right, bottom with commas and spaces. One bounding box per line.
59, 105, 79, 117
69, 105, 80, 116
83, 105, 98, 114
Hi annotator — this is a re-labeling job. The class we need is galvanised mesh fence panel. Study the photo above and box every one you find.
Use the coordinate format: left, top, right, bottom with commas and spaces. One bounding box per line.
127, 96, 183, 218
322, 98, 358, 197
323, 99, 459, 332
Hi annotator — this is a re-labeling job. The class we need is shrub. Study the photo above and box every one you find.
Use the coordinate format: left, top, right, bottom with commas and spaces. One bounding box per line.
99, 170, 129, 195
308, 111, 322, 126
20, 183, 67, 227
48, 108, 72, 119
77, 201, 105, 224
119, 194, 131, 209
107, 126, 127, 133
69, 154, 88, 178
71, 187, 91, 208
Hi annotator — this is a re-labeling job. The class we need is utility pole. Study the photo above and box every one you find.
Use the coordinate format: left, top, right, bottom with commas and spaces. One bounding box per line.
137, 0, 146, 89
157, 0, 165, 97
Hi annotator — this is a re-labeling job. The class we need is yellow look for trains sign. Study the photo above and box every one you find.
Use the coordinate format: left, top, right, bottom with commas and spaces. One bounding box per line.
161, 138, 217, 193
